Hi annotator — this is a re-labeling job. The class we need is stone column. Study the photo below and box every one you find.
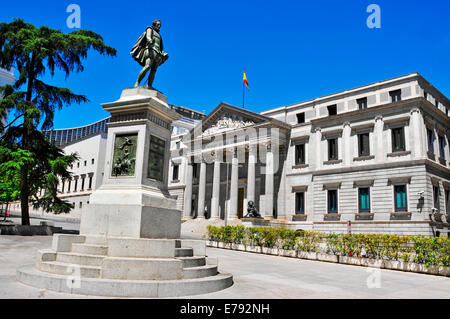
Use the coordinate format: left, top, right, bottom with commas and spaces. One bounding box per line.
343, 122, 351, 165
210, 157, 221, 219
374, 115, 384, 163
183, 162, 193, 218
264, 143, 274, 218
314, 128, 322, 170
410, 108, 422, 159
228, 151, 239, 219
197, 160, 206, 219
247, 144, 256, 204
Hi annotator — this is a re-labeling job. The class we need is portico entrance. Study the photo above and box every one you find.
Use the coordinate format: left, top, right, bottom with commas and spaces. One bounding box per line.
182, 102, 291, 221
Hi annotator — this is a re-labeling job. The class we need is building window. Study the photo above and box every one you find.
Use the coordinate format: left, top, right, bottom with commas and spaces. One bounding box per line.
357, 97, 368, 110
84, 160, 87, 166
88, 175, 93, 189
358, 133, 370, 156
176, 141, 181, 149
61, 180, 65, 194
327, 105, 337, 116
327, 189, 338, 213
172, 164, 179, 181
79, 202, 82, 209
424, 91, 428, 101
81, 176, 85, 191
328, 138, 338, 160
148, 135, 166, 182
296, 113, 305, 124
295, 192, 305, 214
389, 89, 402, 102
91, 158, 95, 165
433, 185, 440, 211
394, 185, 407, 212
359, 188, 370, 213
295, 144, 305, 165
67, 180, 71, 193
427, 128, 434, 153
438, 135, 445, 159
391, 127, 405, 152
77, 162, 80, 168
74, 179, 78, 192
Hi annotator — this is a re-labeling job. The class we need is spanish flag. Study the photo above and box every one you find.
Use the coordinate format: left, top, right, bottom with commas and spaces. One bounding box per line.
243, 69, 249, 89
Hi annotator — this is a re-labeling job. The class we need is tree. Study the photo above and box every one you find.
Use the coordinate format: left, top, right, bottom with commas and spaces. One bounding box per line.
0, 18, 116, 225
0, 146, 31, 220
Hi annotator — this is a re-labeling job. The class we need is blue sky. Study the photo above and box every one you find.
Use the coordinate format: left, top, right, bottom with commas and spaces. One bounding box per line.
2, 0, 449, 129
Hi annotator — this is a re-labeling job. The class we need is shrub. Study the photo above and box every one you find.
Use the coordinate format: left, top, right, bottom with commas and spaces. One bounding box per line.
324, 233, 345, 255
220, 225, 234, 243
296, 231, 322, 252
206, 225, 221, 242
276, 228, 298, 250
205, 225, 450, 267
412, 235, 449, 267
230, 225, 246, 244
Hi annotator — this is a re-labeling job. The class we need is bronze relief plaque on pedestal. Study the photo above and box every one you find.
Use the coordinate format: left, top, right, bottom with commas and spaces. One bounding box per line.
148, 135, 166, 181
112, 133, 138, 177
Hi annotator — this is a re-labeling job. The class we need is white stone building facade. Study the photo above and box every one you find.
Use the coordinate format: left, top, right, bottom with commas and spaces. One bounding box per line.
22, 73, 450, 236
169, 73, 450, 236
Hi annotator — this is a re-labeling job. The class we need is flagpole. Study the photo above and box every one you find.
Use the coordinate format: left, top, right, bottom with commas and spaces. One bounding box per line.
242, 81, 245, 109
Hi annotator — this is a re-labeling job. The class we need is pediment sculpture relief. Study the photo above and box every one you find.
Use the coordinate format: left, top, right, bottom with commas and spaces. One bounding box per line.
203, 116, 255, 136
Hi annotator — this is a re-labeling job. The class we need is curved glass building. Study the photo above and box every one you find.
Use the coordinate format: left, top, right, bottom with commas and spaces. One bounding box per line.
43, 117, 110, 147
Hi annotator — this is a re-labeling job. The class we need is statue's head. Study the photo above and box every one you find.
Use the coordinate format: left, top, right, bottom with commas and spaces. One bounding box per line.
152, 19, 161, 32
248, 201, 254, 207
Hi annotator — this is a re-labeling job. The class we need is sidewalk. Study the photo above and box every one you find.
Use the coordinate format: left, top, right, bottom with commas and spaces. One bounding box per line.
8, 210, 81, 224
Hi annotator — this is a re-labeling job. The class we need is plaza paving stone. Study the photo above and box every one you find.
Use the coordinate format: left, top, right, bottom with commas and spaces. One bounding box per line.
0, 235, 449, 299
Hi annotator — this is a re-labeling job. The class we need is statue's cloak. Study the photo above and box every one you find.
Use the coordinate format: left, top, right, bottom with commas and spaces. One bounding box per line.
130, 27, 164, 67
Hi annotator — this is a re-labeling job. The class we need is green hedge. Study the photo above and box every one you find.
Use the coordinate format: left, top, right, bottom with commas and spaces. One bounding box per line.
206, 225, 450, 267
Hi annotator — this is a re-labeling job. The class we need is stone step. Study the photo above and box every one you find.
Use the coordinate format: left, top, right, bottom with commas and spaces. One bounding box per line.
56, 252, 105, 267
183, 265, 218, 279
84, 235, 107, 245
178, 256, 206, 268
71, 243, 108, 256
18, 265, 234, 297
175, 248, 193, 257
37, 261, 101, 278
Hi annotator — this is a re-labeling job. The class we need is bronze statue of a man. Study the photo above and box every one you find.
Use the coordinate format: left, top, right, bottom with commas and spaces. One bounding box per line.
131, 19, 169, 90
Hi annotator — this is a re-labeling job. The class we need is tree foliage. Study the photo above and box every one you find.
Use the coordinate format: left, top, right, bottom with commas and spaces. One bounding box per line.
0, 146, 31, 212
0, 18, 116, 224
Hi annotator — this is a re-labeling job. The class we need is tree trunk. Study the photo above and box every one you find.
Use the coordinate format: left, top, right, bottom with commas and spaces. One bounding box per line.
20, 51, 35, 226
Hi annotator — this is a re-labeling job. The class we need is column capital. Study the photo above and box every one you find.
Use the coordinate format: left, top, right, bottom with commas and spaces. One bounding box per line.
343, 121, 351, 128
375, 114, 383, 122
314, 127, 322, 133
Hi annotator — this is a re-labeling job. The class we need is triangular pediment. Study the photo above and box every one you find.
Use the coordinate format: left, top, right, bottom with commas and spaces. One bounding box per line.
197, 102, 290, 136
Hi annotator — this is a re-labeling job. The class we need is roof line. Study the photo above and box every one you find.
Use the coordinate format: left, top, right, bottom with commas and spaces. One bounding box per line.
261, 72, 422, 114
